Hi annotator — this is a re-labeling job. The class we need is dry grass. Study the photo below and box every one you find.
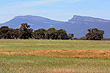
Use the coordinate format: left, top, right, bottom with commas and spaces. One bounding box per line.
0, 40, 110, 72
0, 49, 110, 59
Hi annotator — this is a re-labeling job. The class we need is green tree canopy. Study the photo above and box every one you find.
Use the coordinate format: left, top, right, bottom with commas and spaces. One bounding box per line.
19, 23, 33, 39
86, 28, 104, 40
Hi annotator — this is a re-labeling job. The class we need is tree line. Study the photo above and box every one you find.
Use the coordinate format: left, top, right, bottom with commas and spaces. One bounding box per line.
0, 23, 74, 39
0, 23, 104, 40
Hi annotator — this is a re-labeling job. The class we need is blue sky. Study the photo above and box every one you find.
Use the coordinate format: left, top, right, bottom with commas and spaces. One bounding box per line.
0, 0, 110, 23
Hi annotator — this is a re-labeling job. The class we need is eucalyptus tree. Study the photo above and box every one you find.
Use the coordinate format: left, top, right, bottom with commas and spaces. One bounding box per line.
19, 23, 33, 39
0, 26, 9, 39
58, 29, 67, 39
33, 29, 46, 39
86, 28, 104, 40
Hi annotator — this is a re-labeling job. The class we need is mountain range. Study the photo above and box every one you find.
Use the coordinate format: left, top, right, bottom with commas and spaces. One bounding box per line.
0, 15, 110, 38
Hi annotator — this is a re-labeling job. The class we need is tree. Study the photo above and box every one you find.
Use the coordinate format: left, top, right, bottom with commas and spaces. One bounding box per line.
58, 29, 67, 39
33, 29, 46, 39
86, 28, 104, 40
46, 28, 56, 39
0, 26, 9, 39
19, 23, 33, 39
67, 33, 74, 40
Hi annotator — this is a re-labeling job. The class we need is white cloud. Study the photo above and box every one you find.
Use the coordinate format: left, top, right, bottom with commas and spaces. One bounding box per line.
0, 0, 83, 11
70, 0, 82, 2
2, 0, 83, 8
11, 0, 61, 7
0, 0, 61, 11
61, 0, 83, 3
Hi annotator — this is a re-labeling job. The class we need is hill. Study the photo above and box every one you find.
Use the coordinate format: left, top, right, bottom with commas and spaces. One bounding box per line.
0, 15, 110, 38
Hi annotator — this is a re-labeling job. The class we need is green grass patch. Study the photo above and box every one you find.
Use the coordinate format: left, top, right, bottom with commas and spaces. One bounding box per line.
0, 55, 110, 73
0, 39, 110, 50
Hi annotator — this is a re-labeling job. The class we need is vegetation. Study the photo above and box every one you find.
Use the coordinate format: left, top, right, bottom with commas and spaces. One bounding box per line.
19, 23, 33, 39
0, 23, 74, 40
0, 23, 105, 40
86, 28, 104, 40
0, 40, 110, 72
0, 49, 110, 59
0, 56, 110, 73
0, 39, 110, 50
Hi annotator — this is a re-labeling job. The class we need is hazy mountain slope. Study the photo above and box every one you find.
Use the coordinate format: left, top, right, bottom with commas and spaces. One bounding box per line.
1, 15, 110, 38
67, 15, 110, 38
0, 15, 65, 29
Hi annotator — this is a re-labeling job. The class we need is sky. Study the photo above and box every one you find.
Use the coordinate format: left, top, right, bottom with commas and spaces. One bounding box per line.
0, 0, 110, 23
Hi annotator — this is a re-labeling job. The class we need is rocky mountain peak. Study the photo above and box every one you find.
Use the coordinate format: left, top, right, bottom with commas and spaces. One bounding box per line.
68, 15, 110, 23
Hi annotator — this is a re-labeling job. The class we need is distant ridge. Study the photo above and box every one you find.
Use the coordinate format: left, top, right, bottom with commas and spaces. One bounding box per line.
69, 15, 110, 23
1, 15, 110, 38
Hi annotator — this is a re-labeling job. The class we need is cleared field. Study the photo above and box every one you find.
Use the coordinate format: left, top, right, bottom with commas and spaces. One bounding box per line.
0, 49, 110, 59
0, 39, 110, 50
0, 39, 110, 73
0, 56, 110, 73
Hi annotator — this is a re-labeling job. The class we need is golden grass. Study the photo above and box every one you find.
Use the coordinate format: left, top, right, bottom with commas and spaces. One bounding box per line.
0, 49, 110, 59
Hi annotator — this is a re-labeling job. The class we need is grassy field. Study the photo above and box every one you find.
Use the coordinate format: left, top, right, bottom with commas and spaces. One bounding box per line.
0, 39, 110, 73
0, 39, 110, 50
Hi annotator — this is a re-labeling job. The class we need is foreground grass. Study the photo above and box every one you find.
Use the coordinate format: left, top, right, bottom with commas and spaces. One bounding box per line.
0, 39, 110, 72
0, 39, 110, 50
0, 49, 110, 59
0, 56, 110, 73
